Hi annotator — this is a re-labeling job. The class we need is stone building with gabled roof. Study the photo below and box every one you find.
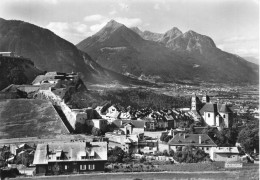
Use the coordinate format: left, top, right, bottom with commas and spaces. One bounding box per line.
33, 141, 107, 175
168, 133, 217, 154
191, 94, 233, 128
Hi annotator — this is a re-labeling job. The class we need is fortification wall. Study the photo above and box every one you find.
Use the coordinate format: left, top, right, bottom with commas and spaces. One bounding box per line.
34, 89, 77, 130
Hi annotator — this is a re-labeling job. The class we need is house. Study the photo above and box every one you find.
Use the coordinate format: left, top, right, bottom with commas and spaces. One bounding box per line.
105, 120, 157, 153
33, 141, 107, 175
165, 114, 175, 129
144, 118, 156, 131
112, 119, 145, 134
168, 133, 217, 154
105, 130, 158, 154
103, 105, 121, 122
0, 52, 16, 57
209, 147, 240, 162
71, 109, 89, 125
85, 119, 107, 132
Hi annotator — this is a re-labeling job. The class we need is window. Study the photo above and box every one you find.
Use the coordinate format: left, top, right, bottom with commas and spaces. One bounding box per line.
206, 147, 209, 150
56, 157, 61, 160
89, 164, 95, 170
223, 115, 226, 118
48, 166, 51, 170
64, 165, 68, 170
80, 165, 86, 170
208, 113, 210, 118
88, 156, 94, 159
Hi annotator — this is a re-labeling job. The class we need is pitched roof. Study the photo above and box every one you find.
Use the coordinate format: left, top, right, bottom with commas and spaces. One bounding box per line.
113, 120, 145, 129
218, 104, 233, 113
32, 75, 55, 84
199, 103, 218, 114
200, 103, 233, 115
193, 127, 218, 134
33, 141, 107, 165
168, 133, 217, 147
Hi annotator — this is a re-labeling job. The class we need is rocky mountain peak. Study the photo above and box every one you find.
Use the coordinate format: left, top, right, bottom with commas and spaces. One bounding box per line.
166, 27, 183, 36
105, 19, 124, 29
131, 27, 143, 35
162, 27, 183, 41
182, 30, 216, 48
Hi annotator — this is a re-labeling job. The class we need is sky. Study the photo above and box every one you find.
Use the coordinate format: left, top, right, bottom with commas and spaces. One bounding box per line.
0, 0, 259, 59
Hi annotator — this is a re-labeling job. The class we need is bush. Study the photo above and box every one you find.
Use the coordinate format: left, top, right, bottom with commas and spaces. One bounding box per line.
164, 135, 173, 142
91, 127, 101, 136
173, 145, 210, 163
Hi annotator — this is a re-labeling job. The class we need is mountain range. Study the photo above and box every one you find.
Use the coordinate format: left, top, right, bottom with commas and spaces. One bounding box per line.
77, 20, 258, 84
0, 18, 149, 86
0, 18, 258, 86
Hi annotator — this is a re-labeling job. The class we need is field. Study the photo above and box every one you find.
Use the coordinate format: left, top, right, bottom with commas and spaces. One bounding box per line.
17, 164, 259, 180
0, 99, 69, 139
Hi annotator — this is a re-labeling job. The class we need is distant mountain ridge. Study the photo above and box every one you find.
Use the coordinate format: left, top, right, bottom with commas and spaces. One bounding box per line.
77, 20, 199, 83
77, 20, 258, 84
0, 18, 151, 86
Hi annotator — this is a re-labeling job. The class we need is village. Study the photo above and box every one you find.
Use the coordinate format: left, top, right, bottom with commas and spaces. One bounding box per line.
0, 68, 259, 179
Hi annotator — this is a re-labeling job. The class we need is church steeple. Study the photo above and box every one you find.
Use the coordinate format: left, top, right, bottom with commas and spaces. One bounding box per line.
191, 94, 201, 110
202, 94, 210, 103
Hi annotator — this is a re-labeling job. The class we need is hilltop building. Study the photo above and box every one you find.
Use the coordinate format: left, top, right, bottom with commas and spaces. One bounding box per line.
33, 141, 107, 175
0, 52, 16, 57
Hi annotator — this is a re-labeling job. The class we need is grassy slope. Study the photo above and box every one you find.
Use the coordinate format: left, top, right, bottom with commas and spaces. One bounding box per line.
0, 99, 69, 139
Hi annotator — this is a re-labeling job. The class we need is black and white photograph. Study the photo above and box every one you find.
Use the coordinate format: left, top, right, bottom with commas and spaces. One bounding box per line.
0, 0, 259, 179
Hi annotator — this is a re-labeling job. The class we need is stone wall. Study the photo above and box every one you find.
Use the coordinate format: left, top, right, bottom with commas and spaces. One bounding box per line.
34, 89, 77, 130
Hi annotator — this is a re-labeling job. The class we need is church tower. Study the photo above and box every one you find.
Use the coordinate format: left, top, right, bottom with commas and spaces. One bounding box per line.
202, 94, 210, 103
191, 94, 201, 110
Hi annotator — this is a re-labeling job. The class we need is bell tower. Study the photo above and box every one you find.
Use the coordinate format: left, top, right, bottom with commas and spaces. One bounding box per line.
202, 94, 210, 103
191, 94, 201, 110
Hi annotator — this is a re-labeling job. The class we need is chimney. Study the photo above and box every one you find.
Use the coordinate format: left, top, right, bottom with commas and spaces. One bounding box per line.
199, 135, 201, 144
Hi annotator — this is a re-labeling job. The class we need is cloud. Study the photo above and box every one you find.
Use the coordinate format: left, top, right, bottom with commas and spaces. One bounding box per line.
42, 0, 58, 4
118, 2, 129, 11
114, 17, 142, 27
90, 22, 107, 32
224, 36, 257, 42
109, 10, 117, 15
218, 42, 259, 59
154, 3, 160, 10
89, 17, 142, 33
84, 14, 105, 22
46, 22, 91, 44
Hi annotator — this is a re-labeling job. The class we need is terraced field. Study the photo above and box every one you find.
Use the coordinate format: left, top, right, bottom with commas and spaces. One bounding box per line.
0, 99, 69, 139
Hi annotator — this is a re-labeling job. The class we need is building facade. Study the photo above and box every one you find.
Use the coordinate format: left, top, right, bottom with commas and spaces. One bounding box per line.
33, 141, 107, 175
209, 147, 240, 162
168, 133, 217, 154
